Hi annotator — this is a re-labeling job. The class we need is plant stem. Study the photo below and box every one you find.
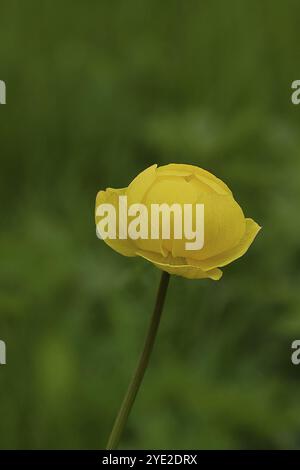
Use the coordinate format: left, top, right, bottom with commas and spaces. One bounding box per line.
106, 271, 170, 450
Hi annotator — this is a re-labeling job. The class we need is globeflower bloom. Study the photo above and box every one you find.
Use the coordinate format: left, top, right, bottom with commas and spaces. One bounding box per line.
97, 164, 261, 450
95, 163, 261, 280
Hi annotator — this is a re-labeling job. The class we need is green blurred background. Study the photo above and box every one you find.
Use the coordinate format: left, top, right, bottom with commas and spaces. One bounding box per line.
1, 0, 300, 449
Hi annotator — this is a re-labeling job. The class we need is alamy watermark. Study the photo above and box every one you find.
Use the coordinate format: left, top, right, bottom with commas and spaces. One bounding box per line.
291, 80, 300, 105
0, 80, 6, 104
96, 196, 204, 250
291, 340, 300, 365
0, 340, 6, 365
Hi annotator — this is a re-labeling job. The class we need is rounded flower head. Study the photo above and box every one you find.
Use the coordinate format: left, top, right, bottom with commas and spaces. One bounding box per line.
95, 164, 261, 280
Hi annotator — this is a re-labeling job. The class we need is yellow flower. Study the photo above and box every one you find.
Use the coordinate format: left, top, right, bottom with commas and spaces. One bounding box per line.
95, 164, 261, 280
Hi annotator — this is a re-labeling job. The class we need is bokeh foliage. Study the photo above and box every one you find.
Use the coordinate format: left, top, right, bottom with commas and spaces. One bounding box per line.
1, 0, 300, 449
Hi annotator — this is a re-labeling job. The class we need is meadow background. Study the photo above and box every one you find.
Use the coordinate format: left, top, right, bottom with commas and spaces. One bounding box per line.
1, 0, 300, 449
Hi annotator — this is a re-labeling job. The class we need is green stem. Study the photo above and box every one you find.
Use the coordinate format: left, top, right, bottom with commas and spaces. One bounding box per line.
106, 271, 170, 450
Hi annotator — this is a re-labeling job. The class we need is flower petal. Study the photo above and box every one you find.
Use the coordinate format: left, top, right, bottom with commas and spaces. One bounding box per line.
186, 218, 261, 271
127, 164, 157, 205
136, 250, 223, 280
157, 163, 232, 195
168, 192, 246, 260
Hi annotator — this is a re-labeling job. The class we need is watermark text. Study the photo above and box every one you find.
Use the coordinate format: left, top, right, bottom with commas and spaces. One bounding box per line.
96, 196, 204, 250
0, 340, 6, 365
0, 80, 6, 104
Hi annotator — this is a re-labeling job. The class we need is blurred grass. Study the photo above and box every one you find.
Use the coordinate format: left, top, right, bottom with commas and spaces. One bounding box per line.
1, 0, 300, 449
